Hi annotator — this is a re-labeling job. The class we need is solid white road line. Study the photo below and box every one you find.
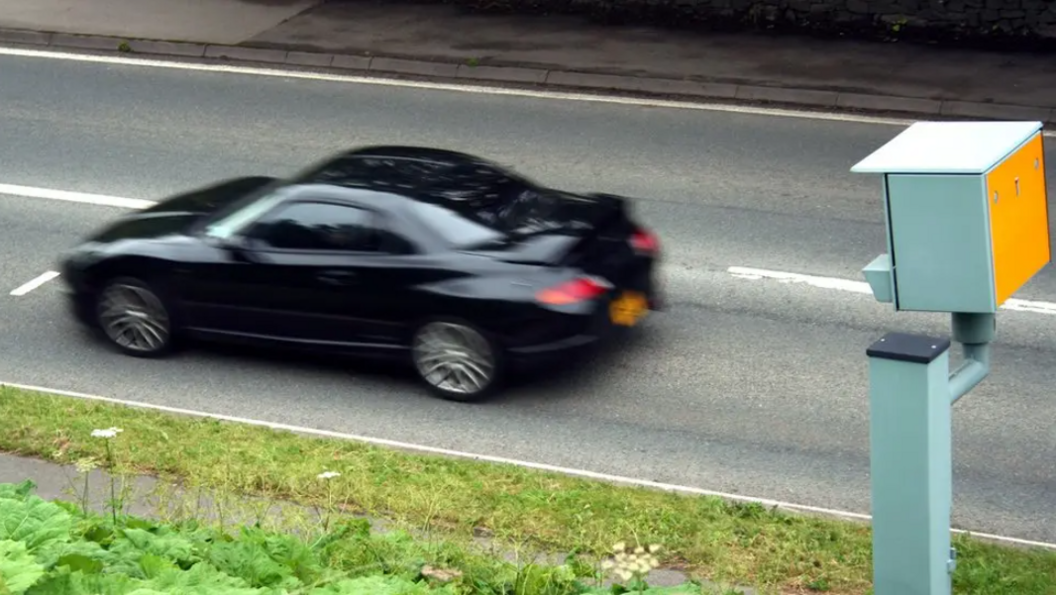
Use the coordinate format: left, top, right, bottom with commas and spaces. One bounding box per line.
0, 183, 155, 209
9, 271, 60, 296
1, 379, 1053, 550
3, 45, 1053, 134
728, 266, 1056, 315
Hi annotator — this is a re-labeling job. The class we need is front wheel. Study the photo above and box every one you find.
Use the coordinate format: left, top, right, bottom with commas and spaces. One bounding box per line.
411, 320, 502, 402
94, 277, 176, 358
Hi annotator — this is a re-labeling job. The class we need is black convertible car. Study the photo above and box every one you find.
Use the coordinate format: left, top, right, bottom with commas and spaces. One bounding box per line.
59, 146, 663, 401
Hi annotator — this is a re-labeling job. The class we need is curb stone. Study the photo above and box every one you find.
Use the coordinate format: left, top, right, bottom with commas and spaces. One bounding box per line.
2, 27, 1054, 125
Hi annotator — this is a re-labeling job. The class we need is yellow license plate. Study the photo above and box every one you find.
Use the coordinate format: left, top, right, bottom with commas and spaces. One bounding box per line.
609, 290, 648, 326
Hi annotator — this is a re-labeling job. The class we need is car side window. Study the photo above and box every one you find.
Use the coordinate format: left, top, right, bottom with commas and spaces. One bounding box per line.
377, 229, 417, 255
247, 201, 378, 252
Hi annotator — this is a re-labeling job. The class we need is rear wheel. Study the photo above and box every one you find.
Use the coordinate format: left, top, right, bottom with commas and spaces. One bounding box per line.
411, 320, 502, 402
94, 277, 175, 358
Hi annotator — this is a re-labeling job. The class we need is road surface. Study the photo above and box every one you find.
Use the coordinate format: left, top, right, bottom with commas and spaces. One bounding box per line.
1, 51, 1054, 543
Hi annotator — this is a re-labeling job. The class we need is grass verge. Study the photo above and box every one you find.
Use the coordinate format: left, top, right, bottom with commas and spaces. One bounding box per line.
1, 385, 1055, 594
0, 479, 706, 594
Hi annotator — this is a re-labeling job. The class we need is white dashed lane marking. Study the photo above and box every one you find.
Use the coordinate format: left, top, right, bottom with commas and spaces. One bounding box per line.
9, 271, 60, 296
727, 266, 1056, 315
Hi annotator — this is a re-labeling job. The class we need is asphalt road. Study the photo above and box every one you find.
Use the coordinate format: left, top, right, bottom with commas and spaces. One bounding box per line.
1, 52, 1055, 543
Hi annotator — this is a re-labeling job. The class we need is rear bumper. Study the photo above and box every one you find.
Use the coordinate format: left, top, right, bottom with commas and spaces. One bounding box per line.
507, 330, 601, 363
505, 270, 659, 371
505, 329, 604, 373
504, 310, 643, 373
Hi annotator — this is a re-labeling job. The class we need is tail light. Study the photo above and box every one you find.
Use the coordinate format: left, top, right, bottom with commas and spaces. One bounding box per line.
536, 276, 612, 305
630, 227, 659, 255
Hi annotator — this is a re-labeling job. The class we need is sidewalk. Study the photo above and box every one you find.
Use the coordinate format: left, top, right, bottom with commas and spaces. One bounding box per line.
1, 0, 1055, 123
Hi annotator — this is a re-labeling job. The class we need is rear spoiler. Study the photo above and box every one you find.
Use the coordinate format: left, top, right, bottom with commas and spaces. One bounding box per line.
477, 192, 635, 266
462, 191, 633, 265
574, 191, 635, 241
583, 191, 629, 214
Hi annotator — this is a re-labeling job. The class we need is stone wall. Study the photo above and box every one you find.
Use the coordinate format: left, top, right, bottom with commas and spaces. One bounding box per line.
414, 0, 1056, 49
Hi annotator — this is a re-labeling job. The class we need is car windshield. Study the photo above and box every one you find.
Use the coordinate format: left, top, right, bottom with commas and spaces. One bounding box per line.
201, 187, 292, 239
197, 155, 346, 238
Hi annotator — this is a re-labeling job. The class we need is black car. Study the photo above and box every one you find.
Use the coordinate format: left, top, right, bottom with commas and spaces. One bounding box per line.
59, 146, 663, 401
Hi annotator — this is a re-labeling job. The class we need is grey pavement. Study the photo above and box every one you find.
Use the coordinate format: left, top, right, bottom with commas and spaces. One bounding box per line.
0, 0, 320, 45
0, 452, 157, 517
0, 0, 1055, 121
0, 451, 401, 540
0, 53, 1054, 546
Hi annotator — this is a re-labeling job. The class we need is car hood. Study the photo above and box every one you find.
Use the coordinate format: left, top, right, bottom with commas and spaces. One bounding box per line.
138, 175, 278, 217
86, 176, 278, 244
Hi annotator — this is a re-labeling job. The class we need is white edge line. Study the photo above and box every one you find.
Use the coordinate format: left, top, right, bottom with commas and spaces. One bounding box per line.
1, 380, 1053, 551
728, 266, 1056, 313
3, 44, 1054, 133
9, 271, 60, 296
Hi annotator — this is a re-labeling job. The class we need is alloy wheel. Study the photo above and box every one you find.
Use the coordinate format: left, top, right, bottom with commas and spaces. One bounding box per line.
97, 280, 172, 354
412, 321, 496, 398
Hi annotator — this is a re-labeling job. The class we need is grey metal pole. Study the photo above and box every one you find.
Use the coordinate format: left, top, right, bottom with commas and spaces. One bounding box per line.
866, 331, 954, 595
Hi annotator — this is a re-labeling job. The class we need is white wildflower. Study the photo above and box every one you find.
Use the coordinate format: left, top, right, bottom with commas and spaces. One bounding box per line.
317, 471, 341, 480
91, 427, 122, 439
601, 541, 665, 586
74, 457, 99, 473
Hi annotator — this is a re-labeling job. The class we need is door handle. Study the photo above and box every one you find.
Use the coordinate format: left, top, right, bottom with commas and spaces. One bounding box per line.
316, 270, 357, 286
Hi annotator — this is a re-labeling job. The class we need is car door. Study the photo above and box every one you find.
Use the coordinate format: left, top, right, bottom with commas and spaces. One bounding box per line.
259, 200, 441, 350
325, 208, 437, 349
220, 198, 391, 346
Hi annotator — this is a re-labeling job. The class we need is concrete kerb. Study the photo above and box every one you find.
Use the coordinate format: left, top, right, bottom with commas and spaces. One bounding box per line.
1, 27, 1054, 125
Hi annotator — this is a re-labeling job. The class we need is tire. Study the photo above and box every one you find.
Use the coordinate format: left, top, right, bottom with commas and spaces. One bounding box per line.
93, 276, 176, 358
410, 319, 503, 402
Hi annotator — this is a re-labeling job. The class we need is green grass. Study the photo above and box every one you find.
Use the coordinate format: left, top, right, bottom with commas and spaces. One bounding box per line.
1, 385, 1055, 594
0, 479, 712, 594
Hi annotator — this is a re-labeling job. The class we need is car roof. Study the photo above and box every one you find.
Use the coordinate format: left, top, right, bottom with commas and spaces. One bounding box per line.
334, 145, 498, 168
294, 145, 526, 206
282, 182, 406, 204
